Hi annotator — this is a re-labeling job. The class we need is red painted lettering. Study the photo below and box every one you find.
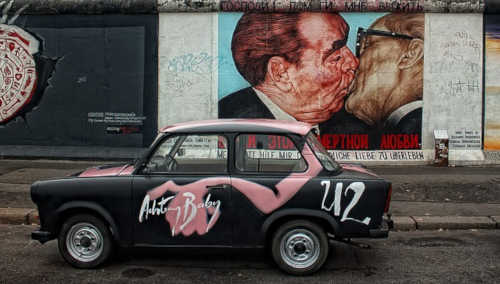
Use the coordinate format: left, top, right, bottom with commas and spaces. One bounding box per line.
247, 135, 256, 148
268, 135, 276, 150
380, 134, 420, 149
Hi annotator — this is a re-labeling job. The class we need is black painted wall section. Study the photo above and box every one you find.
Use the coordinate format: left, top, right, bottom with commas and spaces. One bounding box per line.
0, 15, 158, 148
486, 0, 500, 13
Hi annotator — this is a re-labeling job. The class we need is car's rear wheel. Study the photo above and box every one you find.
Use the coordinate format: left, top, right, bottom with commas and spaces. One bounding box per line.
271, 219, 329, 275
58, 214, 113, 268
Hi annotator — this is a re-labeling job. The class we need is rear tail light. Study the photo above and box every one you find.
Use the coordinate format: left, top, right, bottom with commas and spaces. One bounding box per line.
384, 184, 392, 213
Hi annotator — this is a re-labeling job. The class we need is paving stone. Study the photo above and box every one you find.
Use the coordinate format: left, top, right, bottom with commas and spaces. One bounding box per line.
0, 191, 35, 208
412, 216, 496, 230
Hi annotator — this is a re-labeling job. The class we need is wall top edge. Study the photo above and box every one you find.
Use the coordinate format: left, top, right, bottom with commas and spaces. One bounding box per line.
158, 0, 485, 13
6, 0, 491, 14
9, 0, 158, 15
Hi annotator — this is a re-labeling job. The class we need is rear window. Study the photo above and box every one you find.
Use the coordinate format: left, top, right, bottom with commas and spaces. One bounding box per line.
235, 134, 307, 173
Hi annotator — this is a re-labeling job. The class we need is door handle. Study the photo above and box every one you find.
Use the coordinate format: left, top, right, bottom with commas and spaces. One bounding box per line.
207, 184, 230, 190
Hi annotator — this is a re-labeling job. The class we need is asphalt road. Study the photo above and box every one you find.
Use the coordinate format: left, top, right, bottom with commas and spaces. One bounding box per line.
1, 225, 498, 283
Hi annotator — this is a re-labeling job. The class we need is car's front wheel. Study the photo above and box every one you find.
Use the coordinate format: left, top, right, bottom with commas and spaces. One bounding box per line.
271, 219, 329, 275
58, 214, 113, 268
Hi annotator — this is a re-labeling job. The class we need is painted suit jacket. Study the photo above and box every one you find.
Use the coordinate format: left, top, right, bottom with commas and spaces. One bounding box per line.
218, 87, 371, 138
218, 87, 274, 119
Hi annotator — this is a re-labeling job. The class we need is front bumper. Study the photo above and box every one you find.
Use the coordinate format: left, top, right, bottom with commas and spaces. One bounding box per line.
32, 230, 54, 244
368, 217, 394, 238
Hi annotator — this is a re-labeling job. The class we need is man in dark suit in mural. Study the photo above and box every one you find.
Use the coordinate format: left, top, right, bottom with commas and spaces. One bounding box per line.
344, 13, 424, 141
219, 12, 361, 129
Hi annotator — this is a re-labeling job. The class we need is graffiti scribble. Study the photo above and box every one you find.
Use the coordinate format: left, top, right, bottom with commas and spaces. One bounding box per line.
164, 52, 219, 91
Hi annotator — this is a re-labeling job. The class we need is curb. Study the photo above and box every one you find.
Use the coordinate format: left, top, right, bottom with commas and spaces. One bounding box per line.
409, 216, 497, 230
0, 208, 499, 230
0, 208, 38, 225
391, 215, 500, 231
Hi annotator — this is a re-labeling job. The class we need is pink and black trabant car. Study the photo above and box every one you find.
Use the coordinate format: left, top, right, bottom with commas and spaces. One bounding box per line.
31, 119, 392, 275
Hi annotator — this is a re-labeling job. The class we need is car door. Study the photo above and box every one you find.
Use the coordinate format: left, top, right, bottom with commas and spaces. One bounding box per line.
132, 133, 232, 246
229, 133, 311, 247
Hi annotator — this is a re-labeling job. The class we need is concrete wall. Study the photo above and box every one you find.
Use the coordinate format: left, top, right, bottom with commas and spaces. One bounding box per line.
0, 0, 499, 164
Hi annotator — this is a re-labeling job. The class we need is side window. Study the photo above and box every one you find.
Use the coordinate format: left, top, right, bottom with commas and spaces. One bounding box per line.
235, 134, 307, 173
146, 134, 227, 173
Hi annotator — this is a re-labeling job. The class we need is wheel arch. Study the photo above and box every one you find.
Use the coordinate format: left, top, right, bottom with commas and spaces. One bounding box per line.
262, 209, 340, 244
55, 201, 120, 242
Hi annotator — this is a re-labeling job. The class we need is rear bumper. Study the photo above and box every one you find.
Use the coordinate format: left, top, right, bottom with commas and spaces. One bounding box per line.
368, 217, 393, 238
32, 230, 54, 244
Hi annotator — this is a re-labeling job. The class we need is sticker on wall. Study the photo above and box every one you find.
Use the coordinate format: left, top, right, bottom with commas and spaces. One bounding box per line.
218, 12, 424, 152
0, 0, 56, 125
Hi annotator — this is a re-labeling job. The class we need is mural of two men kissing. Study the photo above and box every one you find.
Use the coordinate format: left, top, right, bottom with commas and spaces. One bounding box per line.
218, 12, 424, 151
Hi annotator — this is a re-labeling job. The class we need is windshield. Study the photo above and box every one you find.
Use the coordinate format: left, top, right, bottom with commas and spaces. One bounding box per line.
306, 132, 340, 172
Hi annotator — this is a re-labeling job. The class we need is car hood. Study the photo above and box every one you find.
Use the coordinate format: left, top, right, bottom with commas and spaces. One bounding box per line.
339, 163, 381, 179
78, 164, 135, 177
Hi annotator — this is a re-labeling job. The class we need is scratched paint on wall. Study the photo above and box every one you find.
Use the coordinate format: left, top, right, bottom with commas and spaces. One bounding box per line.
485, 15, 500, 150
218, 12, 424, 152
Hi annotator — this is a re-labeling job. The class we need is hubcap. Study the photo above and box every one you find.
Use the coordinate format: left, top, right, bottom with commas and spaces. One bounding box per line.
280, 228, 321, 269
66, 222, 104, 262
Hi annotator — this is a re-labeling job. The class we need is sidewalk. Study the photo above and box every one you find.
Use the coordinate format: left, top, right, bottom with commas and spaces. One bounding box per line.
0, 159, 499, 230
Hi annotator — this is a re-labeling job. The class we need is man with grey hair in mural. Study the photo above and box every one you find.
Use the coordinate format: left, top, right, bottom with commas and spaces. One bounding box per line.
345, 13, 424, 137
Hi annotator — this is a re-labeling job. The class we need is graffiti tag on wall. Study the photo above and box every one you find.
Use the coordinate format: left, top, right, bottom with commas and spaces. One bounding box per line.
164, 52, 219, 92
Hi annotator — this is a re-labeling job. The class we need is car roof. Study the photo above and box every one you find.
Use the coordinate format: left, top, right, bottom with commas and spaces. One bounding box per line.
159, 119, 312, 135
